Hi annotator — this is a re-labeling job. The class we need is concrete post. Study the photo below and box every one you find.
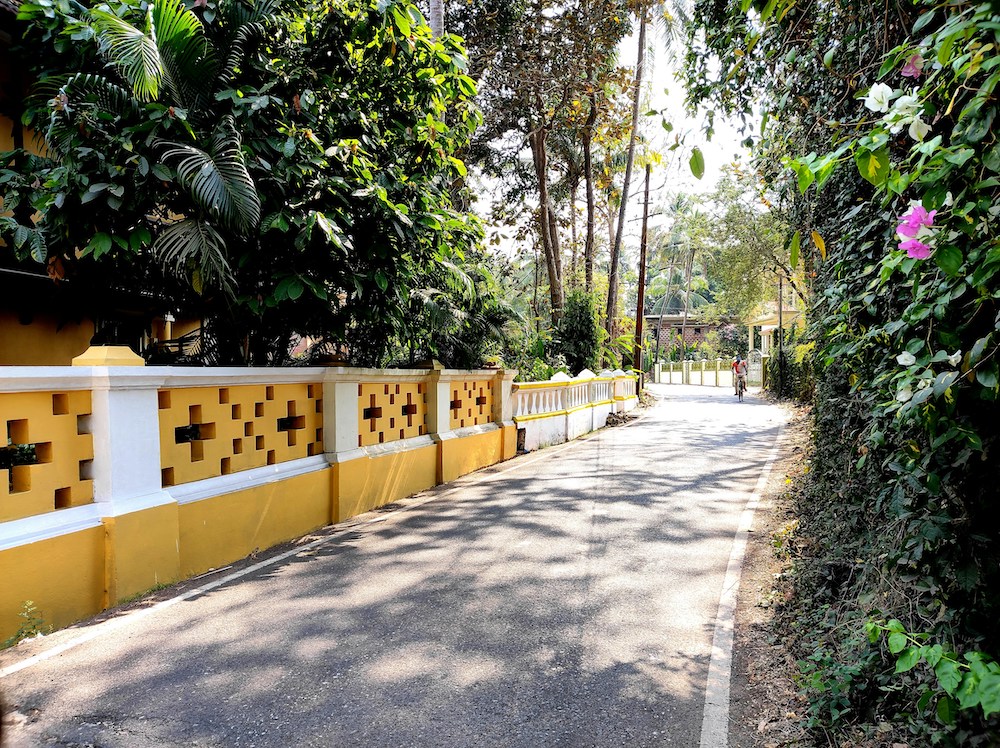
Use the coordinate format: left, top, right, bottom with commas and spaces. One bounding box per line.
86, 368, 180, 606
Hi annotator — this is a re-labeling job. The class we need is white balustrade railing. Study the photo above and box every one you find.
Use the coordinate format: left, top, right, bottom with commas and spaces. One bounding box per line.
511, 370, 639, 420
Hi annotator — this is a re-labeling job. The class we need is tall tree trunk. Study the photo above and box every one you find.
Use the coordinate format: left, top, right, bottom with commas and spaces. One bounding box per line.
582, 63, 598, 295
529, 127, 564, 322
569, 180, 578, 287
653, 253, 677, 365
633, 163, 651, 371
679, 246, 695, 358
429, 0, 444, 36
604, 10, 646, 336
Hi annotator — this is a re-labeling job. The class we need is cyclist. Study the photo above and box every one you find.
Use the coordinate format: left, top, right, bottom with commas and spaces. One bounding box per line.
732, 354, 748, 396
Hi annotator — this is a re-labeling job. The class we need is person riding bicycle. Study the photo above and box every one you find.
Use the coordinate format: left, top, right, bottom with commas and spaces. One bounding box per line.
732, 354, 749, 396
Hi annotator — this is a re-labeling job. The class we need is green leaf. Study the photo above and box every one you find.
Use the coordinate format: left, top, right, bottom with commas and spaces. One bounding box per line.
374, 271, 389, 291
980, 673, 1000, 717
976, 367, 998, 388
895, 647, 920, 673
937, 695, 957, 725
934, 245, 963, 276
888, 631, 908, 654
86, 232, 114, 258
936, 659, 962, 693
796, 165, 814, 193
912, 9, 936, 33
689, 147, 705, 180
789, 231, 800, 268
855, 148, 890, 186
151, 163, 173, 181
391, 6, 411, 36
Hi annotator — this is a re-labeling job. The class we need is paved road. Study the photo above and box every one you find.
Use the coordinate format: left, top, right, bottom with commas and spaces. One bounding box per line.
1, 385, 785, 748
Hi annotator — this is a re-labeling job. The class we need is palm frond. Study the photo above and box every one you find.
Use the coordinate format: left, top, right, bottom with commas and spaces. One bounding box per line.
214, 0, 280, 89
152, 0, 213, 109
438, 258, 476, 300
160, 119, 261, 234
43, 75, 142, 154
219, 0, 281, 30
89, 7, 162, 102
153, 217, 235, 295
217, 20, 267, 90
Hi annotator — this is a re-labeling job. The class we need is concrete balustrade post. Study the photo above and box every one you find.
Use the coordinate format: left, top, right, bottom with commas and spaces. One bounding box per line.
322, 369, 362, 456
424, 363, 450, 438
86, 367, 181, 607
493, 368, 518, 459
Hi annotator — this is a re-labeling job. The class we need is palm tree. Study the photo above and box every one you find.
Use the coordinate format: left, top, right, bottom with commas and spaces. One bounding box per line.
605, 0, 689, 336
53, 0, 271, 294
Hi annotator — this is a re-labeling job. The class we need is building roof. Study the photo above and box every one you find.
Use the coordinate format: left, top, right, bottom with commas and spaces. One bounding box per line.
747, 308, 802, 328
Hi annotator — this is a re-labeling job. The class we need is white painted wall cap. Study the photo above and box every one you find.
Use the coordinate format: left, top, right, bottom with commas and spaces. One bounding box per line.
574, 368, 597, 380
549, 372, 572, 382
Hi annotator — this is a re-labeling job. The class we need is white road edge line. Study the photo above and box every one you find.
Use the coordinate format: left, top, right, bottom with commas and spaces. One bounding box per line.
699, 422, 786, 748
1, 406, 649, 679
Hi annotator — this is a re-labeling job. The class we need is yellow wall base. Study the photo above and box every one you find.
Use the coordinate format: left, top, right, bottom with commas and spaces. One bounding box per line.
1, 427, 520, 642
104, 502, 181, 606
178, 470, 331, 578
440, 428, 505, 484
0, 526, 105, 640
332, 444, 438, 522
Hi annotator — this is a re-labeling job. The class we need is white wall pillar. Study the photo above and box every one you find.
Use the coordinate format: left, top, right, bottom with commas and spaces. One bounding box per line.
322, 371, 362, 455
89, 370, 173, 513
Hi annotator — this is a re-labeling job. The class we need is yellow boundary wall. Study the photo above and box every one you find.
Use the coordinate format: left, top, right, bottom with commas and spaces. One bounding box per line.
0, 363, 521, 641
0, 364, 635, 641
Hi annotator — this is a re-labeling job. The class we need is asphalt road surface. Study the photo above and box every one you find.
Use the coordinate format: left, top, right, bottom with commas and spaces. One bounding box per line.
1, 384, 786, 748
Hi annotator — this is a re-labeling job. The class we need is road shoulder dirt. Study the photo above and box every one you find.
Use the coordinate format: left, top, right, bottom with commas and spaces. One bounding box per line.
730, 402, 813, 748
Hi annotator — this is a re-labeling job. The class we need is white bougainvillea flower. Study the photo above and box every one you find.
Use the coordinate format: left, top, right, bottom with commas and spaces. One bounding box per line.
897, 386, 913, 402
864, 82, 895, 113
897, 351, 916, 366
908, 116, 931, 141
948, 351, 962, 367
883, 91, 922, 133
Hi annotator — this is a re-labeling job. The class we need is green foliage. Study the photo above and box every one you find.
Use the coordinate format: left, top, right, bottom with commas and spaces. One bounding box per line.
2, 601, 51, 649
2, 0, 494, 365
765, 333, 815, 402
867, 620, 1000, 723
555, 289, 600, 374
685, 0, 1000, 742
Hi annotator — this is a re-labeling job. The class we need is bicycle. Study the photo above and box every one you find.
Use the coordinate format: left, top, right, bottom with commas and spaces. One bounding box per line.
737, 374, 746, 402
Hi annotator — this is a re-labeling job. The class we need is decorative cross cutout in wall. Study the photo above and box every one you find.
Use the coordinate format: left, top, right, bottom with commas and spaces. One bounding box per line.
175, 406, 216, 462
277, 400, 306, 446
401, 392, 418, 427
449, 397, 462, 417
476, 387, 487, 407
362, 393, 383, 433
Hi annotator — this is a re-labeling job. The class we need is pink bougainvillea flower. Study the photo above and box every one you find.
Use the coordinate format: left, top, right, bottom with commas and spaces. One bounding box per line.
901, 54, 924, 78
897, 204, 937, 237
899, 238, 932, 259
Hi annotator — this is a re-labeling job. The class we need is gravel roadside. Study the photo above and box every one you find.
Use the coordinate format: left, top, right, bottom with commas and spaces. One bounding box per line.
730, 403, 814, 748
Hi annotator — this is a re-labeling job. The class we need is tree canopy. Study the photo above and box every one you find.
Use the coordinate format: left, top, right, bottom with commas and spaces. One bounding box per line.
2, 0, 508, 365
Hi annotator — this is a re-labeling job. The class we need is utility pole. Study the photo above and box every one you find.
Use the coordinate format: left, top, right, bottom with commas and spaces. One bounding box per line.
633, 163, 652, 371
777, 273, 784, 396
